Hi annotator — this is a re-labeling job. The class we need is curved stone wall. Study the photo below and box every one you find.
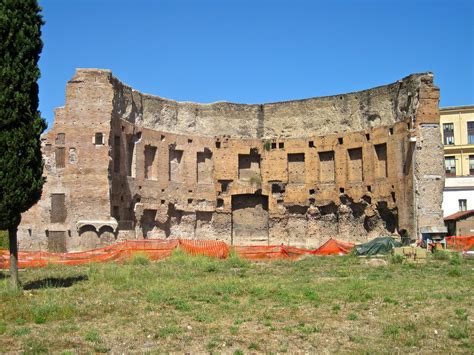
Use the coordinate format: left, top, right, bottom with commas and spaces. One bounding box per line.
17, 69, 445, 252
110, 71, 424, 138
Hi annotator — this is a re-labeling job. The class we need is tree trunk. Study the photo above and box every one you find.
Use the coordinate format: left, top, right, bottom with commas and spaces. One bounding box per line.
8, 225, 20, 289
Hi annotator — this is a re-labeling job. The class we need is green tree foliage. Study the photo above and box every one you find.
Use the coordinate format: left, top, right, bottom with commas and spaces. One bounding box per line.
0, 0, 45, 287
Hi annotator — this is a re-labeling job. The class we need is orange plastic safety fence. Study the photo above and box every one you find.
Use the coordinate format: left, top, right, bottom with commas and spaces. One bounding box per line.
178, 239, 230, 259
234, 245, 307, 260
445, 236, 474, 251
0, 240, 180, 269
0, 238, 357, 269
282, 245, 312, 258
310, 238, 354, 256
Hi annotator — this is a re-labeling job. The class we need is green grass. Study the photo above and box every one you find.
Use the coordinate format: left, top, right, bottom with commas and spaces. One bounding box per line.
433, 249, 451, 260
0, 251, 473, 353
128, 252, 151, 266
389, 254, 404, 264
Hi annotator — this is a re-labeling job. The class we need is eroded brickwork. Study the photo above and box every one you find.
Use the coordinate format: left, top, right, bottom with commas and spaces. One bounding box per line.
18, 69, 445, 251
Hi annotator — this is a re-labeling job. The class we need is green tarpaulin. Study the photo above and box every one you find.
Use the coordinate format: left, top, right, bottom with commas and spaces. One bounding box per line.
353, 236, 402, 256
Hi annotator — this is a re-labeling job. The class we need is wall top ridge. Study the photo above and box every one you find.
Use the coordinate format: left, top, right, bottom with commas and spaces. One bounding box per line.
67, 68, 436, 139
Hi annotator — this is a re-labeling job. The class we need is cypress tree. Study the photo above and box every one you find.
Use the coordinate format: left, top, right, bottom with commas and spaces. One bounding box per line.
0, 0, 45, 288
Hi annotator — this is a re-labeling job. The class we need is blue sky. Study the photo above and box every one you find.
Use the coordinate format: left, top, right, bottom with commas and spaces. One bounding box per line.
39, 0, 473, 128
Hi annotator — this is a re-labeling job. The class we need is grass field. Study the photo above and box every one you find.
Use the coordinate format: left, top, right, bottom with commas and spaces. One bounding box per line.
0, 250, 473, 353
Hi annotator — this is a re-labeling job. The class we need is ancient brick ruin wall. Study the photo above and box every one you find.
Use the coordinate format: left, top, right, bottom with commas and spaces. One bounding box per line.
112, 71, 421, 140
18, 69, 445, 251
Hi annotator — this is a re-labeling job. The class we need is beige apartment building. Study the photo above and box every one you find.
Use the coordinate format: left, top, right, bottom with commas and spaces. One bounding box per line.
441, 105, 474, 217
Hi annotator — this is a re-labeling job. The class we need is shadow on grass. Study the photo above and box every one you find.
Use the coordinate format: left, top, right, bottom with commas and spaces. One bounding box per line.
23, 275, 88, 290
0, 271, 8, 280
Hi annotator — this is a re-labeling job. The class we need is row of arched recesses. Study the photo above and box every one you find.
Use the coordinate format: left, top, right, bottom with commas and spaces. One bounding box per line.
78, 225, 116, 250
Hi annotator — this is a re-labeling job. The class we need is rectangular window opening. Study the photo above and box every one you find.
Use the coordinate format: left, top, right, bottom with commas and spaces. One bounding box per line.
238, 149, 261, 181
374, 143, 388, 178
347, 148, 363, 182
445, 156, 456, 177
144, 145, 158, 180
50, 193, 66, 223
169, 148, 183, 182
443, 123, 455, 145
55, 147, 65, 168
197, 149, 213, 184
288, 153, 305, 184
318, 151, 335, 183
94, 133, 104, 145
467, 122, 474, 144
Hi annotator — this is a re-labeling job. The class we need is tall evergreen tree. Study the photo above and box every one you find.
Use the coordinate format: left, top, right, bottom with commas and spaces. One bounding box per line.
0, 0, 45, 288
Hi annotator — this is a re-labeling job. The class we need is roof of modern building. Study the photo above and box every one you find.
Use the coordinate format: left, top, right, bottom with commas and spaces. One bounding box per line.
440, 105, 474, 112
444, 209, 474, 221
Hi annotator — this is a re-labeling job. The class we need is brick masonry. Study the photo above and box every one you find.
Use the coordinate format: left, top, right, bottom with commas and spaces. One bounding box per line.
18, 69, 445, 251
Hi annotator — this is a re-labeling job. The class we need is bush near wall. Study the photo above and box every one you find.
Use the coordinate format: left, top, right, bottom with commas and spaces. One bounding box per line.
0, 230, 8, 250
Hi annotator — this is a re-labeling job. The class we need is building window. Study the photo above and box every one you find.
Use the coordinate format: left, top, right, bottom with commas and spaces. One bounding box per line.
470, 156, 474, 175
443, 123, 454, 145
94, 133, 104, 145
468, 122, 474, 144
55, 147, 65, 168
50, 193, 66, 223
444, 156, 456, 176
459, 199, 467, 212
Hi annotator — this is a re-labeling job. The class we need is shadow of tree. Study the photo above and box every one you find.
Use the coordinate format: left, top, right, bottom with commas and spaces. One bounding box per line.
23, 275, 88, 290
0, 271, 8, 280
